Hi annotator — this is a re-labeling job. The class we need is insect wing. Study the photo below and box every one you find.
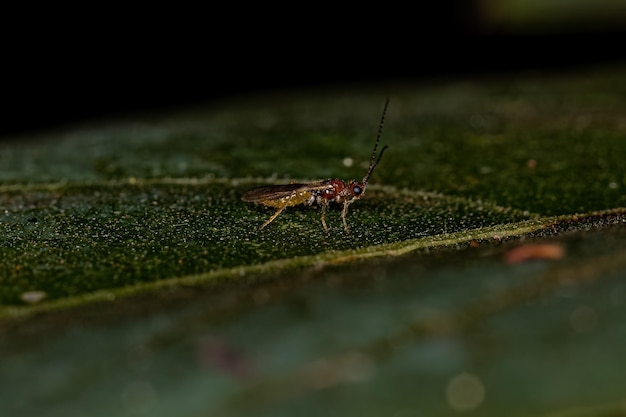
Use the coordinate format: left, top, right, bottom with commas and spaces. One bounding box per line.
242, 181, 333, 202
242, 184, 305, 202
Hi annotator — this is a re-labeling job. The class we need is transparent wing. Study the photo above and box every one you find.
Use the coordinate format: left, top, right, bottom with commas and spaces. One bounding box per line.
242, 181, 332, 202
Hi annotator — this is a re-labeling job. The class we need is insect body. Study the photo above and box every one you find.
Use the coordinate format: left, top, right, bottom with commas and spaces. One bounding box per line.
243, 99, 390, 232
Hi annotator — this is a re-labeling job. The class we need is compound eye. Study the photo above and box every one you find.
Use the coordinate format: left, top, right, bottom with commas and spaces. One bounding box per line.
353, 185, 363, 195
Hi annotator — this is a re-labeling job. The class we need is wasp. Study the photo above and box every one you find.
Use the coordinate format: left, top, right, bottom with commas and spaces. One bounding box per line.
242, 99, 390, 232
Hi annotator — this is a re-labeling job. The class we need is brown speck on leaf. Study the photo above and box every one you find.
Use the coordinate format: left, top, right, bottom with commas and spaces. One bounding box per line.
505, 243, 565, 264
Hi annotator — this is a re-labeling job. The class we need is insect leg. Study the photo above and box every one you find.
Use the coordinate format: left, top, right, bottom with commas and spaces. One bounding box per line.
320, 200, 330, 233
260, 205, 288, 230
341, 200, 352, 232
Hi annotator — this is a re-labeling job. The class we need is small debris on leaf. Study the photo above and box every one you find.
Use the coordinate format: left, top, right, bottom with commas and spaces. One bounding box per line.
505, 243, 565, 264
20, 291, 47, 304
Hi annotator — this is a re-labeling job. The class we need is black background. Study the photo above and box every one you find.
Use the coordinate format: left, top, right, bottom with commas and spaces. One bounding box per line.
2, 3, 624, 140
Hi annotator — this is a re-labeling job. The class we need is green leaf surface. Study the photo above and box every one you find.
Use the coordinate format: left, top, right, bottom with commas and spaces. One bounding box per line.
1, 66, 626, 416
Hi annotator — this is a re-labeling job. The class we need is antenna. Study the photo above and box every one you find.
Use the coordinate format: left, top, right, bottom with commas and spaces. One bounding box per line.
362, 98, 390, 185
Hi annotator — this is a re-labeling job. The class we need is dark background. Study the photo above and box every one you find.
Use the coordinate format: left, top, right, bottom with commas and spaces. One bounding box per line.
2, 2, 625, 140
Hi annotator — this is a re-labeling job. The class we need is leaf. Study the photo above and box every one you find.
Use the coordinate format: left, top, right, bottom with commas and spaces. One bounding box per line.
1, 67, 626, 416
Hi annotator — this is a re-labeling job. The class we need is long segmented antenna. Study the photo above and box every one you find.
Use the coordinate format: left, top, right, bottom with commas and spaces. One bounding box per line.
362, 98, 390, 185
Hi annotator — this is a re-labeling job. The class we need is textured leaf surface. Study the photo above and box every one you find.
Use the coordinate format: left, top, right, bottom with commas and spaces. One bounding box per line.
1, 67, 626, 416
